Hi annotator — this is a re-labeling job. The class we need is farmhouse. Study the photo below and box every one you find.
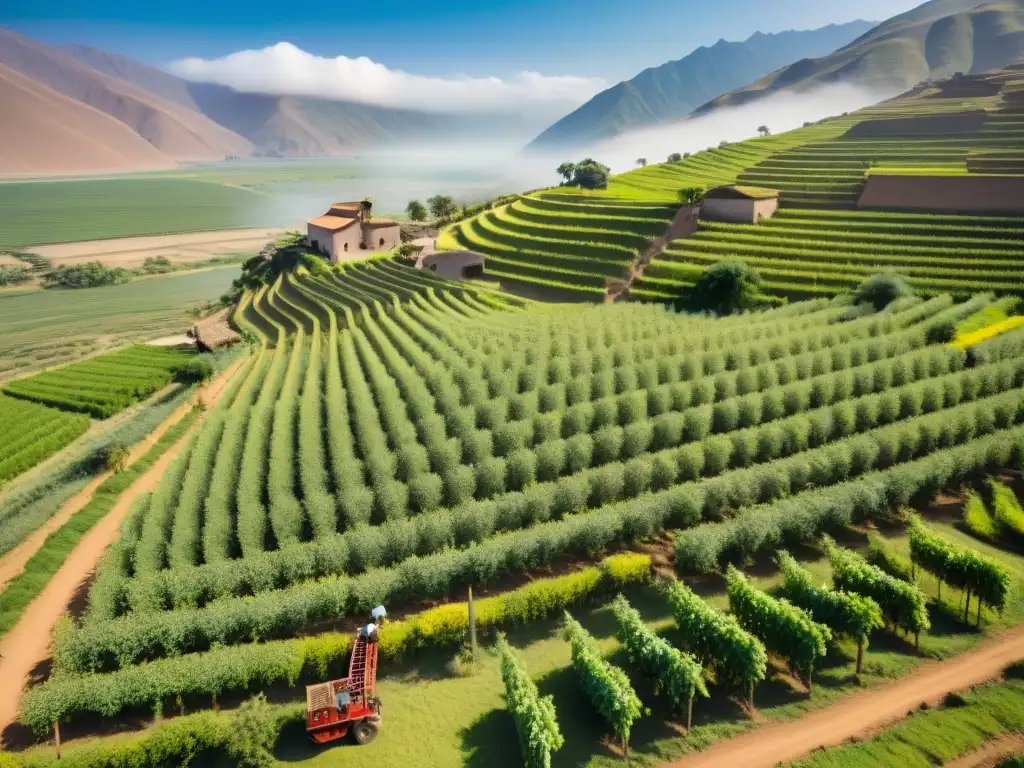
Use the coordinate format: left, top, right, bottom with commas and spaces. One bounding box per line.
700, 186, 779, 223
307, 201, 401, 263
418, 250, 485, 280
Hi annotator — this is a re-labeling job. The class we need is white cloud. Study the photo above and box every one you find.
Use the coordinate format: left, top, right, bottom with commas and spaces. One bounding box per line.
169, 42, 607, 114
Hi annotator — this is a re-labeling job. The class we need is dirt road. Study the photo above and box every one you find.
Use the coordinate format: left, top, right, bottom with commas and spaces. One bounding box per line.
0, 359, 243, 738
32, 227, 288, 267
664, 627, 1024, 768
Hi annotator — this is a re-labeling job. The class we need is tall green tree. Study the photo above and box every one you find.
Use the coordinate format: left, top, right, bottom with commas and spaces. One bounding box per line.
405, 200, 427, 221
427, 195, 457, 219
556, 162, 576, 183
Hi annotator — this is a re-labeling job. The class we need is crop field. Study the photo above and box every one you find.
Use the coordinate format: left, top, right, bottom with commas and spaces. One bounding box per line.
0, 266, 237, 381
635, 208, 1024, 301
10, 254, 1024, 760
3, 345, 196, 418
0, 179, 285, 250
440, 192, 679, 300
0, 395, 89, 485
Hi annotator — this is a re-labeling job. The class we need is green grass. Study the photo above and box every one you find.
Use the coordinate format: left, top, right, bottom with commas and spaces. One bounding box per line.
0, 267, 237, 381
14, 517, 1024, 767
789, 677, 1024, 767
0, 179, 280, 250
3, 345, 197, 418
0, 395, 89, 484
0, 405, 200, 638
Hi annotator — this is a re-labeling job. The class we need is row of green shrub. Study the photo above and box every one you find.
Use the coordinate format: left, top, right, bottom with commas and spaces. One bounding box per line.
22, 554, 651, 729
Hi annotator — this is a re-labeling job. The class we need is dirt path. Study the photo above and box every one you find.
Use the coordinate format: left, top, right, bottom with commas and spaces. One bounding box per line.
0, 359, 244, 739
664, 627, 1024, 768
32, 228, 288, 267
945, 733, 1024, 768
0, 386, 183, 591
605, 206, 698, 303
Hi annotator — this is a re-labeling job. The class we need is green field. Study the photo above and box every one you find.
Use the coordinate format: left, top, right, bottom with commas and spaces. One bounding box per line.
0, 395, 89, 485
8, 252, 1024, 762
0, 179, 283, 250
3, 345, 196, 419
0, 267, 237, 381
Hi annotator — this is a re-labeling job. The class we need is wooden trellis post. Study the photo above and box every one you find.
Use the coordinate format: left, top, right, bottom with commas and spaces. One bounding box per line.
468, 586, 477, 658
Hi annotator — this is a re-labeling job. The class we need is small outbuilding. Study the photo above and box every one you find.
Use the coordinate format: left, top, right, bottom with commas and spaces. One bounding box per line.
418, 250, 485, 280
700, 186, 780, 223
307, 200, 402, 263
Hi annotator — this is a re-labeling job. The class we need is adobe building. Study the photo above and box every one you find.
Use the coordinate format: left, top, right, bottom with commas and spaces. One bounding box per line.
700, 186, 780, 223
307, 201, 401, 263
418, 250, 485, 280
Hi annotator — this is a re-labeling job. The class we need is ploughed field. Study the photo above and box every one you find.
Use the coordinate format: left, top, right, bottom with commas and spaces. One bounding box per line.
634, 208, 1024, 301
20, 265, 1024, 735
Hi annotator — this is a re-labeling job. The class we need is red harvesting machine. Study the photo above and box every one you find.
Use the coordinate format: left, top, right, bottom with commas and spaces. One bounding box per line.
305, 625, 382, 745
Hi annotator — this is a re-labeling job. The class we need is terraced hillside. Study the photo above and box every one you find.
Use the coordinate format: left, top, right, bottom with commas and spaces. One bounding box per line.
439, 192, 679, 300
635, 208, 1024, 301
20, 284, 1024, 742
437, 70, 1024, 305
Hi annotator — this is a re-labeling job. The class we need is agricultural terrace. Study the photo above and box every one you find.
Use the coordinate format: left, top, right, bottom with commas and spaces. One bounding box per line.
15, 272, 1024, 760
435, 69, 1024, 304
2, 345, 196, 419
439, 192, 678, 301
0, 395, 89, 484
634, 209, 1024, 301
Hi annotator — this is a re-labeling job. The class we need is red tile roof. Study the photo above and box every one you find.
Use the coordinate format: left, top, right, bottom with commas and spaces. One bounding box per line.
308, 215, 358, 231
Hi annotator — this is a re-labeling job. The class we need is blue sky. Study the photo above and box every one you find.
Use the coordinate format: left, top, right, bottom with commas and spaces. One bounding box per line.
4, 0, 921, 82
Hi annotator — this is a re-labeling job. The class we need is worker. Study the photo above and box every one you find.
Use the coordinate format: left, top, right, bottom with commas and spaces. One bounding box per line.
335, 688, 351, 716
360, 622, 380, 644
371, 605, 387, 624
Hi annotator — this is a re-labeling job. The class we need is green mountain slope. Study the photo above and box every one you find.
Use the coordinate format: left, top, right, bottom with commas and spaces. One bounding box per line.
527, 21, 874, 151
698, 0, 1024, 113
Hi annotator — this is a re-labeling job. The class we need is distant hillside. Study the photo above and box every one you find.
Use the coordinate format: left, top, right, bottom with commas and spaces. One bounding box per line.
527, 20, 875, 151
0, 63, 176, 175
62, 43, 202, 111
65, 41, 542, 157
0, 29, 252, 162
697, 0, 1024, 113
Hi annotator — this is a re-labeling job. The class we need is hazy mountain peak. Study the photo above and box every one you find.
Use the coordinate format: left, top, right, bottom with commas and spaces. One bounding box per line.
526, 19, 874, 150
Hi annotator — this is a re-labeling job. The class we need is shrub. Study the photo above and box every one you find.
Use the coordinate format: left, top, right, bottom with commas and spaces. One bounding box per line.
990, 479, 1024, 537
855, 274, 913, 311
174, 358, 215, 385
688, 261, 763, 316
227, 694, 278, 768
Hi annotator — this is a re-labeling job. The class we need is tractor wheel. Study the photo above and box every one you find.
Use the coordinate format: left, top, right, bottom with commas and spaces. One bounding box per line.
352, 719, 379, 745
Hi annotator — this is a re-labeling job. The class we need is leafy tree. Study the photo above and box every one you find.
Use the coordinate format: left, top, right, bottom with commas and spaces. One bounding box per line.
855, 273, 914, 310
405, 200, 427, 221
0, 266, 31, 286
555, 162, 576, 183
567, 159, 610, 190
683, 152, 692, 158
104, 445, 130, 475
226, 693, 278, 768
719, 140, 730, 148
757, 125, 771, 137
667, 152, 682, 162
688, 260, 763, 316
427, 195, 457, 219
678, 187, 706, 206
636, 158, 648, 167
175, 357, 215, 385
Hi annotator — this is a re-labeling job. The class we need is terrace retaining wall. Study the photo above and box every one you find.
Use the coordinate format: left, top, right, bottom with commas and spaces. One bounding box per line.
857, 175, 1024, 215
